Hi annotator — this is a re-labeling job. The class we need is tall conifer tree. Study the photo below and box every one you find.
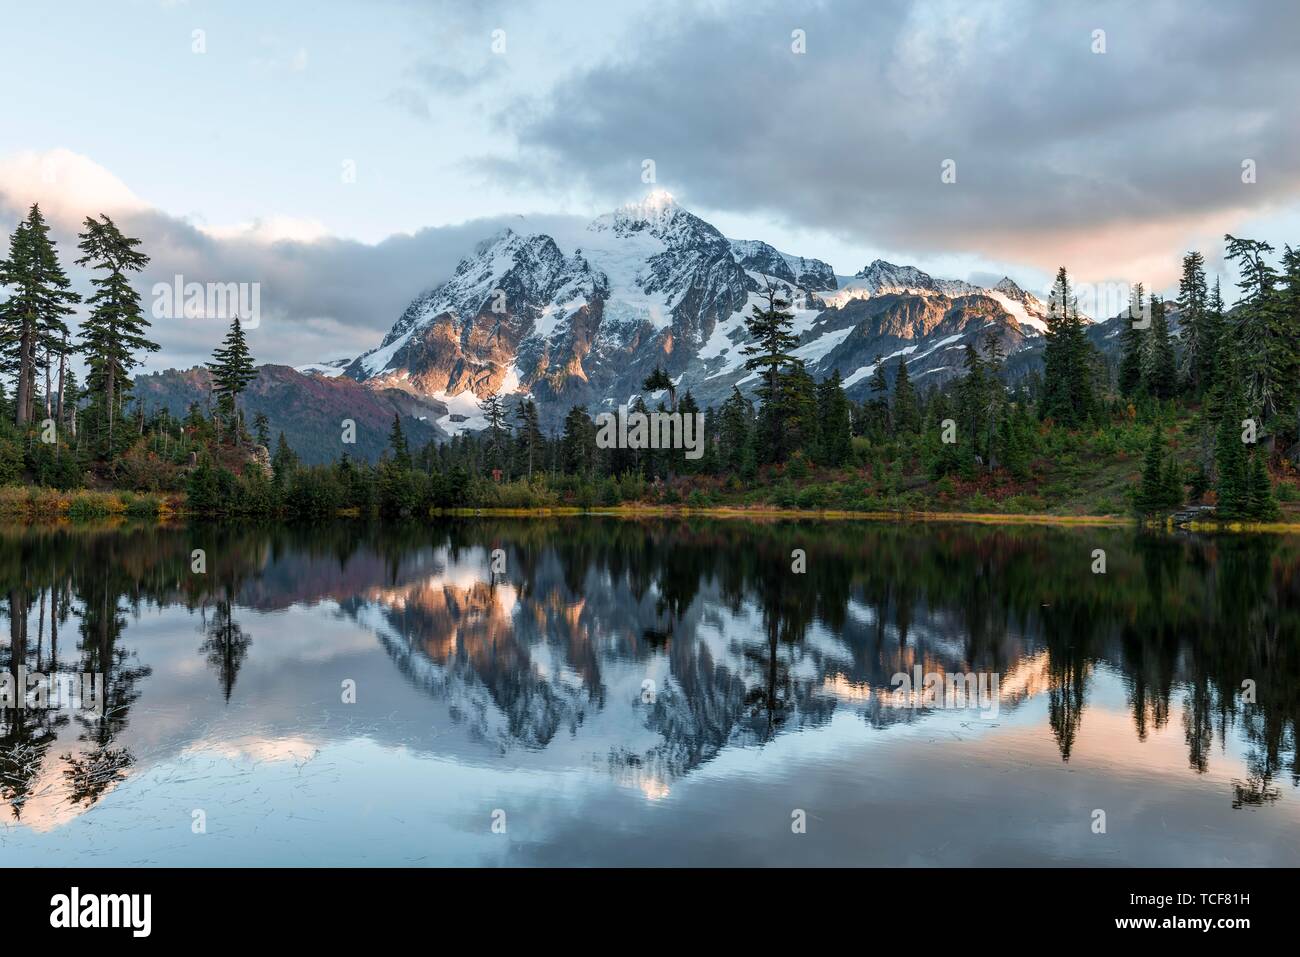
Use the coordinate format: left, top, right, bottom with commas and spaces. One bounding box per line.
75, 214, 157, 458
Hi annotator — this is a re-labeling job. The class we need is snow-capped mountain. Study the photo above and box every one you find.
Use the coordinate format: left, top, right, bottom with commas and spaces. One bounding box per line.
346, 191, 1077, 431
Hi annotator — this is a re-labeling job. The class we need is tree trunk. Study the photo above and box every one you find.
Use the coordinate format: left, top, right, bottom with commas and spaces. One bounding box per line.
56, 337, 66, 426
15, 319, 33, 427
106, 363, 116, 454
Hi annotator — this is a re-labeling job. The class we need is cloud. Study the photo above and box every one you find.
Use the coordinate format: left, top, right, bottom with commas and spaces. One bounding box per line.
496, 0, 1300, 284
0, 150, 580, 372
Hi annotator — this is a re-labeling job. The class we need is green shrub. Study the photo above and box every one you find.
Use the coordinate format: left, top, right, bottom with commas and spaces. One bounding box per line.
67, 494, 112, 521
121, 492, 164, 518
1275, 481, 1300, 503
795, 485, 827, 509
786, 451, 811, 480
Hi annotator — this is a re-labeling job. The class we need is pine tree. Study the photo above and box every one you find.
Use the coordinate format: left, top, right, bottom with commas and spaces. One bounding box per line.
0, 205, 80, 428
75, 214, 157, 459
206, 316, 257, 443
1118, 283, 1146, 399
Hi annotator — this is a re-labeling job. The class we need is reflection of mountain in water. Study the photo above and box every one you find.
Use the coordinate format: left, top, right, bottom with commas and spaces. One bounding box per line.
2, 520, 1299, 818
306, 523, 1299, 801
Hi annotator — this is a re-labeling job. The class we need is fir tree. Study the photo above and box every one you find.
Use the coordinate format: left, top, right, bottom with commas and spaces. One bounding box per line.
75, 214, 157, 459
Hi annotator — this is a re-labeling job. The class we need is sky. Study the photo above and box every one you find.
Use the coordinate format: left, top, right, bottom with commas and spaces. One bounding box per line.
2, 0, 1299, 372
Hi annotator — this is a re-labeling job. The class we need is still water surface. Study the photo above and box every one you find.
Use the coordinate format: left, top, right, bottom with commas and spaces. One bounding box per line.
1, 519, 1298, 866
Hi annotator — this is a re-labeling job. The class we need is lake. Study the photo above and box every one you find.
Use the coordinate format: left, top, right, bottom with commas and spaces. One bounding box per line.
1, 518, 1298, 866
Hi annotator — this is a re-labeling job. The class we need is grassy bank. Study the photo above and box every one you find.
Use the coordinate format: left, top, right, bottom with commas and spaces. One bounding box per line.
0, 486, 182, 522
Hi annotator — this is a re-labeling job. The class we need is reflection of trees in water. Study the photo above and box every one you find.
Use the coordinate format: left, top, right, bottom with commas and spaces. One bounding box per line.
200, 596, 252, 701
0, 528, 165, 819
62, 746, 133, 807
1, 519, 1299, 814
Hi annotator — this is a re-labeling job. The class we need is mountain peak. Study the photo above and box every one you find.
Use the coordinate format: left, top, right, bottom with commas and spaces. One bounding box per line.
854, 259, 933, 287
638, 188, 678, 210
591, 190, 683, 231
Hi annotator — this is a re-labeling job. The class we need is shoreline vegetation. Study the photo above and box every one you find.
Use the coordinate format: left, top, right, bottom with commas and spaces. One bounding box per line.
4, 486, 1300, 533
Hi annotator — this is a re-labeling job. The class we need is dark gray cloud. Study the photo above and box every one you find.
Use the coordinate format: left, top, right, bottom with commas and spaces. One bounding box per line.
496, 0, 1300, 269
